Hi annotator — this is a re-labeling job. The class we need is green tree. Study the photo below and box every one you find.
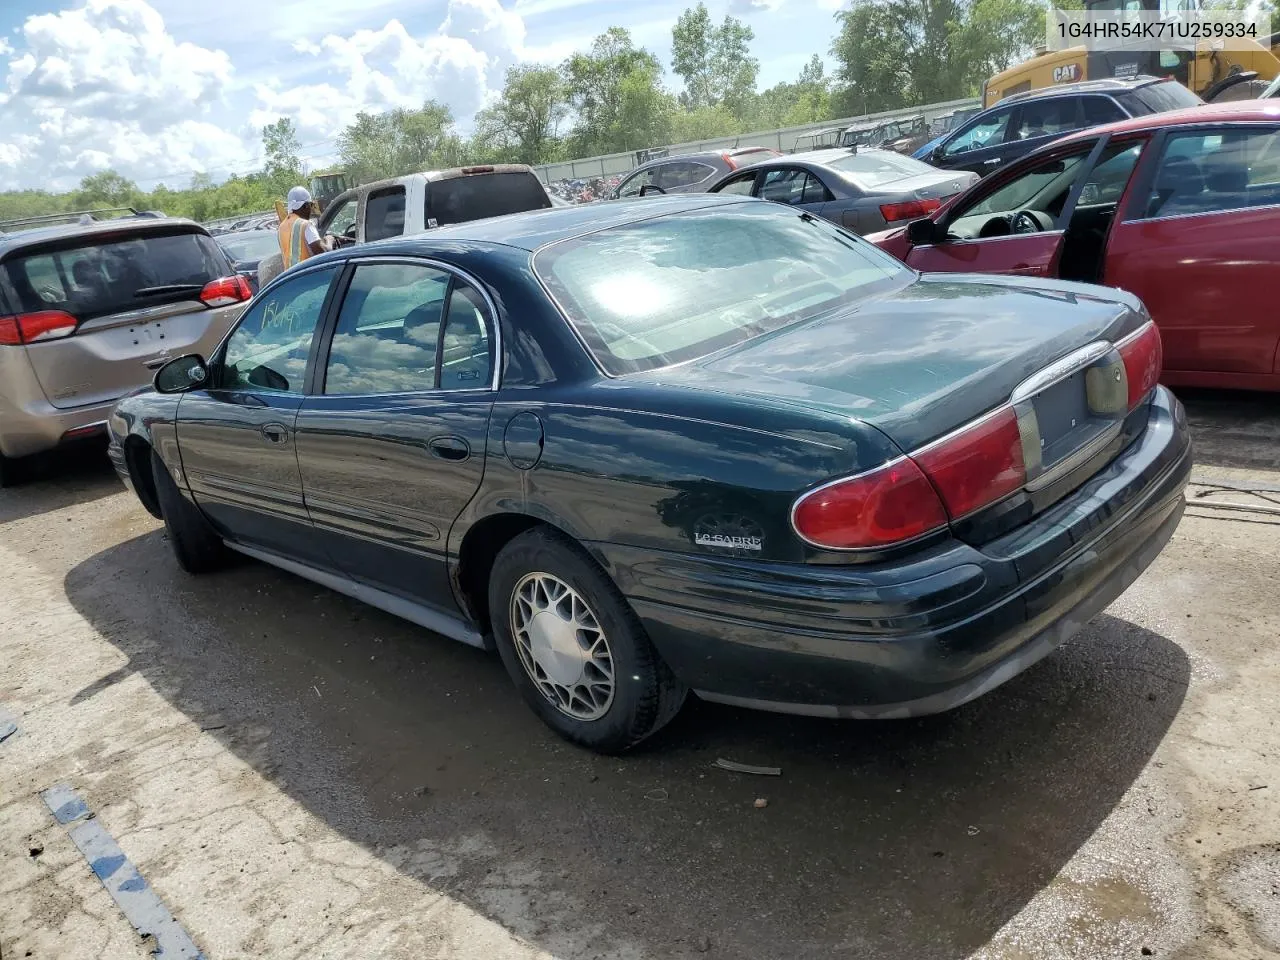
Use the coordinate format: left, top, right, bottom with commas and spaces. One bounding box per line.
74, 170, 139, 208
670, 3, 760, 119
472, 65, 569, 165
261, 117, 304, 194
337, 101, 461, 185
753, 55, 832, 128
563, 28, 669, 156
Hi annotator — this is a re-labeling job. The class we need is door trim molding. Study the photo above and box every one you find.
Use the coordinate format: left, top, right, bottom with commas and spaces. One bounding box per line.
226, 541, 486, 649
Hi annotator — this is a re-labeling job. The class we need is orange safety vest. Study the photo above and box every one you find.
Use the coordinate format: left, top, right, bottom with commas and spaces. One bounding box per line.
278, 213, 312, 269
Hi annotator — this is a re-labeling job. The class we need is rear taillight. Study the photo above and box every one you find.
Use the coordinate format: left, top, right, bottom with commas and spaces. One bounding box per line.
1117, 321, 1162, 408
791, 408, 1028, 550
200, 275, 253, 308
0, 310, 79, 345
791, 457, 948, 550
879, 198, 943, 222
913, 408, 1026, 519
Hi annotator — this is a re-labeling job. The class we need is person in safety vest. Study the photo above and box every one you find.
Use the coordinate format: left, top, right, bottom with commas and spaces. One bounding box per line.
277, 186, 329, 269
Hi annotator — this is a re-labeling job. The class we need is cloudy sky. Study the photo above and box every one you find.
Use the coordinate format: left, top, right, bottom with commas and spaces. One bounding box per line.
0, 0, 844, 193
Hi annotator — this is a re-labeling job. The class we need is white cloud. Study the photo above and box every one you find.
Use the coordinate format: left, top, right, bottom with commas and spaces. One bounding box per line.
0, 0, 242, 189
255, 0, 528, 144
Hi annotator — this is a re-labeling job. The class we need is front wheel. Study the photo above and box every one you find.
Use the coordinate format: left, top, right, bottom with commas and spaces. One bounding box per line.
489, 528, 687, 753
151, 450, 226, 574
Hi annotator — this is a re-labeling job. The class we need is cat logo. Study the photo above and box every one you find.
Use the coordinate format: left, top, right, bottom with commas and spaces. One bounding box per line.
1053, 64, 1082, 84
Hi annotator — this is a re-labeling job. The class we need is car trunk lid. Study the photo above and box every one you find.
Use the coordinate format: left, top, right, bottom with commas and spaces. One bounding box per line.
642, 273, 1154, 534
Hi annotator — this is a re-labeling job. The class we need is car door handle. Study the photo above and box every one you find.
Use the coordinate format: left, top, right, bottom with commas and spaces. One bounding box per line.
261, 423, 290, 445
428, 436, 470, 461
982, 158, 1002, 166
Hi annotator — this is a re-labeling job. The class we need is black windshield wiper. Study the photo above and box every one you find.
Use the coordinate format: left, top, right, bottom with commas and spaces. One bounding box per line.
133, 284, 203, 298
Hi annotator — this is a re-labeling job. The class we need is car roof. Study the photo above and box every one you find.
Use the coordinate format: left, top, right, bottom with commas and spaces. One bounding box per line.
782, 146, 912, 166
330, 194, 751, 255
1055, 98, 1280, 142
0, 216, 208, 256
998, 75, 1168, 105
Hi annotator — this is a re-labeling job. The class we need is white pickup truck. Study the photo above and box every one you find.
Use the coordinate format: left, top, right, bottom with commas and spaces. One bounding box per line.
259, 164, 553, 286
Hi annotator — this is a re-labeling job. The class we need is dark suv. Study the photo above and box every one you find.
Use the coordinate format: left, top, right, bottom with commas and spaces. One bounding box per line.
0, 209, 249, 483
924, 77, 1202, 176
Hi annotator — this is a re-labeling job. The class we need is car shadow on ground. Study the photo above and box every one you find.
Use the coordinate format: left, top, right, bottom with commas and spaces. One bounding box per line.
63, 530, 1190, 960
0, 442, 122, 525
1174, 387, 1280, 473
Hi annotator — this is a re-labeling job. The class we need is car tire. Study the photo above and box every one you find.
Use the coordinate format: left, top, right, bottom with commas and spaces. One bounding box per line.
489, 527, 687, 753
151, 449, 226, 574
0, 453, 13, 488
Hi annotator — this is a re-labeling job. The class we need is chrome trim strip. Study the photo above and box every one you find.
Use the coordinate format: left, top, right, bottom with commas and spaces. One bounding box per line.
226, 541, 486, 649
1024, 419, 1123, 493
1010, 341, 1112, 403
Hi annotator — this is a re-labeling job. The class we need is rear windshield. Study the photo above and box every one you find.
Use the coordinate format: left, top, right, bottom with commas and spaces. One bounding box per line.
824, 151, 929, 186
1129, 80, 1202, 115
3, 229, 230, 321
426, 172, 552, 227
534, 201, 907, 375
218, 231, 279, 263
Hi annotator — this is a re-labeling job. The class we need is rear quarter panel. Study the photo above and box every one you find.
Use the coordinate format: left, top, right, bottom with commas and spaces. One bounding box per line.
454, 382, 904, 565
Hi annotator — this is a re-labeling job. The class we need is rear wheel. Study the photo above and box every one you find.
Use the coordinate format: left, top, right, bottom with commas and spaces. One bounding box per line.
489, 527, 687, 753
151, 450, 226, 574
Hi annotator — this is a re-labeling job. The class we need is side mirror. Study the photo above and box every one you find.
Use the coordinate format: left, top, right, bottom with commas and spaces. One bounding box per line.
906, 217, 938, 247
343, 223, 357, 239
154, 354, 209, 394
639, 184, 667, 197
929, 146, 945, 164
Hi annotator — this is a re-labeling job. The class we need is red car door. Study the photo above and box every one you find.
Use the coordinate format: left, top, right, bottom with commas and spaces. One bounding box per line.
1104, 124, 1280, 384
901, 141, 1102, 279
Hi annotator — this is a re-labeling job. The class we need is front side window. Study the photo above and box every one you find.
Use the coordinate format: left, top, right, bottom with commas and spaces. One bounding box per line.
960, 149, 1090, 221
1145, 126, 1280, 219
534, 202, 906, 375
616, 167, 657, 198
219, 267, 334, 393
758, 169, 831, 205
944, 108, 1015, 156
365, 188, 406, 242
713, 173, 757, 196
323, 197, 358, 238
323, 263, 493, 395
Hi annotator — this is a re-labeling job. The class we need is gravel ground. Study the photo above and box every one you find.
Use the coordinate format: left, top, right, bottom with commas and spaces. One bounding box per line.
1, 388, 1278, 960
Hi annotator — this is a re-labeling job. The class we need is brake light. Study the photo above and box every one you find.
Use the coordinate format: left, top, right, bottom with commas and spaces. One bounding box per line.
1117, 321, 1162, 408
913, 407, 1026, 519
791, 458, 948, 549
461, 165, 495, 175
200, 275, 253, 308
0, 310, 79, 345
879, 198, 943, 222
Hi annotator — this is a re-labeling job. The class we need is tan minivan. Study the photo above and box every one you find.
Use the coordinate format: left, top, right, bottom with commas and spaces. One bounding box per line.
0, 211, 250, 484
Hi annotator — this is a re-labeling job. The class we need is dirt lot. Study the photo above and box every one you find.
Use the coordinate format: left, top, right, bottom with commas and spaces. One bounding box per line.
1, 389, 1278, 960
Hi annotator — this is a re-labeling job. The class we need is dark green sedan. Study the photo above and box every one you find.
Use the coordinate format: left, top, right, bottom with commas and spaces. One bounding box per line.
108, 195, 1190, 752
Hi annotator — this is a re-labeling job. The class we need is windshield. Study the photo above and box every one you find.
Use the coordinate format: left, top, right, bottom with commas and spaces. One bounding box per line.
824, 151, 931, 187
218, 231, 279, 263
3, 228, 230, 322
534, 202, 907, 375
426, 172, 551, 226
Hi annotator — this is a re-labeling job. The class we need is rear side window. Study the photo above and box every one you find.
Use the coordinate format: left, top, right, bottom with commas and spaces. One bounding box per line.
1128, 81, 1203, 115
365, 187, 406, 242
1081, 96, 1126, 126
1144, 127, 1280, 218
1010, 98, 1082, 141
426, 173, 551, 227
3, 229, 231, 322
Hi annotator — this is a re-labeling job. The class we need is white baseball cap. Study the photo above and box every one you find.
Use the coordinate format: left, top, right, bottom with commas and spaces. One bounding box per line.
287, 186, 312, 212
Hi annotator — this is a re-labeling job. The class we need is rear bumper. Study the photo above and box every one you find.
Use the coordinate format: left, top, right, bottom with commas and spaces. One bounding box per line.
598, 387, 1191, 717
0, 392, 115, 459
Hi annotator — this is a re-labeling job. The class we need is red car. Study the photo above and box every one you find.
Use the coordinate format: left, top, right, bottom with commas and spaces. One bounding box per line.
869, 100, 1280, 391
